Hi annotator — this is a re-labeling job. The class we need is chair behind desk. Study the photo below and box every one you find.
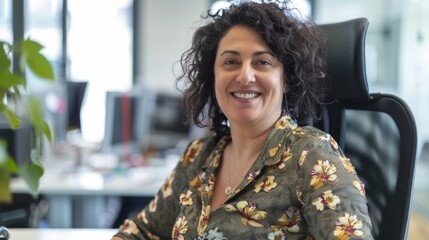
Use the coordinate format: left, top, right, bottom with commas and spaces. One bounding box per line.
315, 18, 418, 240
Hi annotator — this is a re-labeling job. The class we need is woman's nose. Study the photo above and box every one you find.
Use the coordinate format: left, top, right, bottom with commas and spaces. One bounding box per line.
236, 63, 255, 85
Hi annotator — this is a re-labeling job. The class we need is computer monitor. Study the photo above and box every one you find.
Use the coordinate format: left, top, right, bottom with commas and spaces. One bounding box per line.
66, 81, 88, 131
148, 92, 192, 152
101, 91, 153, 159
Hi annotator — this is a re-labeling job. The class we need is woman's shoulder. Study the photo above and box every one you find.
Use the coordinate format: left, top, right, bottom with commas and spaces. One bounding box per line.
287, 124, 341, 154
179, 135, 220, 166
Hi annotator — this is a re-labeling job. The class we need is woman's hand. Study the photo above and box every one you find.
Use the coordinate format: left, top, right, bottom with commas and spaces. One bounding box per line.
111, 237, 123, 240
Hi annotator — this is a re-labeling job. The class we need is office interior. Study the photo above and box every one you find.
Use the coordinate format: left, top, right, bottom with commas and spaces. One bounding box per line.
0, 0, 428, 235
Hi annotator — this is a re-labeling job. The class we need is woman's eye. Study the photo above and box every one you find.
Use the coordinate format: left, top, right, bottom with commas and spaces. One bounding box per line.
257, 59, 272, 65
224, 59, 237, 65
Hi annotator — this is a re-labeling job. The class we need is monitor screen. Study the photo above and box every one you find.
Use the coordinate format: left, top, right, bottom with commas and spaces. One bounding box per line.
66, 81, 88, 130
149, 92, 191, 151
101, 91, 153, 158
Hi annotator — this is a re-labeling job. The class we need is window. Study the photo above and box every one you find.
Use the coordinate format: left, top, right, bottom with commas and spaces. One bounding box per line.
67, 0, 133, 143
0, 0, 12, 43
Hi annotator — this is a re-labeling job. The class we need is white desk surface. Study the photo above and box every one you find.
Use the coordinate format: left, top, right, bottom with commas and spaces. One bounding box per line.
11, 155, 175, 197
8, 228, 117, 240
9, 154, 177, 228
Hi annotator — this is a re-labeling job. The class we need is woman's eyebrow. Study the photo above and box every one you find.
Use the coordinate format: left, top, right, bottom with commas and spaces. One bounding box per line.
220, 50, 275, 57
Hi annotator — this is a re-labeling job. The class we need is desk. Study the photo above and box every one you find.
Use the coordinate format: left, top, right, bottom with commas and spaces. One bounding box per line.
10, 155, 176, 228
8, 228, 117, 240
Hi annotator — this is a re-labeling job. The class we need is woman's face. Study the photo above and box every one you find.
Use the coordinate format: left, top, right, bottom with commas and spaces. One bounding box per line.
214, 25, 285, 128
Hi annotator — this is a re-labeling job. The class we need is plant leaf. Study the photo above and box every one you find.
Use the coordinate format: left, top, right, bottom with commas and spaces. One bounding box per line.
0, 72, 25, 89
3, 107, 21, 129
19, 161, 44, 198
0, 169, 12, 203
18, 39, 54, 80
26, 52, 55, 80
19, 39, 43, 54
0, 140, 18, 174
28, 97, 53, 142
0, 43, 11, 72
41, 121, 53, 143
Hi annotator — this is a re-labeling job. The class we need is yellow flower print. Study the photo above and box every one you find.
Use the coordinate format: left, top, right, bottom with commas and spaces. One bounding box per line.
268, 229, 286, 240
246, 170, 261, 183
161, 170, 175, 198
329, 136, 339, 149
334, 213, 364, 240
209, 152, 221, 168
182, 140, 203, 164
197, 205, 211, 236
269, 144, 281, 157
224, 200, 267, 227
353, 180, 366, 197
149, 195, 158, 212
275, 147, 293, 170
310, 160, 338, 189
190, 172, 204, 192
137, 210, 149, 224
255, 176, 278, 193
277, 207, 301, 233
292, 127, 305, 136
298, 150, 308, 167
204, 173, 216, 198
275, 115, 297, 129
339, 156, 356, 174
180, 190, 193, 206
275, 117, 288, 129
319, 134, 339, 149
312, 190, 341, 211
119, 219, 139, 235
172, 216, 189, 240
296, 188, 304, 205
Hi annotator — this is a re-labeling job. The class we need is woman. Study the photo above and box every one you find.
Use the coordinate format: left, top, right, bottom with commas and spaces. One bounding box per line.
113, 1, 373, 239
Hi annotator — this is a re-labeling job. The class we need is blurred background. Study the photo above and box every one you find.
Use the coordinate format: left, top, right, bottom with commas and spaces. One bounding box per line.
0, 0, 428, 237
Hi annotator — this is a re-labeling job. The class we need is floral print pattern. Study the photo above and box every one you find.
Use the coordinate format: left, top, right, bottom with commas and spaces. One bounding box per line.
271, 207, 301, 233
312, 190, 341, 211
334, 213, 364, 240
180, 189, 193, 206
182, 140, 203, 165
353, 180, 366, 197
148, 195, 158, 213
172, 216, 189, 240
254, 176, 278, 193
161, 170, 175, 198
113, 115, 373, 239
310, 160, 338, 189
225, 200, 268, 227
340, 156, 357, 174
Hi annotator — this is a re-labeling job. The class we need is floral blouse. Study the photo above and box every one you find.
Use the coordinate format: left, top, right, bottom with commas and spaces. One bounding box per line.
113, 115, 373, 240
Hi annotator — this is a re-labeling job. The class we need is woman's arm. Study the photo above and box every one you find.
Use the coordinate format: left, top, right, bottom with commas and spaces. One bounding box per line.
297, 132, 374, 239
111, 139, 209, 239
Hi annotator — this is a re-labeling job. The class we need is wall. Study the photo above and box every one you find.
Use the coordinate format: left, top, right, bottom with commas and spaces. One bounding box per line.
137, 0, 210, 94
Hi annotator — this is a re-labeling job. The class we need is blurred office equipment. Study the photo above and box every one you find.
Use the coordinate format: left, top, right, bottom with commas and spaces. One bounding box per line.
315, 18, 417, 240
101, 91, 153, 161
148, 92, 192, 153
65, 81, 88, 131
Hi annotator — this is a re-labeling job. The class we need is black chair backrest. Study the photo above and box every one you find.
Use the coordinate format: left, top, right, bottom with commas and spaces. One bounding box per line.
317, 18, 418, 240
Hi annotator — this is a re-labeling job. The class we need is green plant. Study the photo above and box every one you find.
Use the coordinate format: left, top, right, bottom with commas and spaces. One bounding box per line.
0, 38, 54, 203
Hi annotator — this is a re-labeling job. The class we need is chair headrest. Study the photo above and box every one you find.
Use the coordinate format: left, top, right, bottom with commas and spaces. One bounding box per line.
319, 18, 370, 103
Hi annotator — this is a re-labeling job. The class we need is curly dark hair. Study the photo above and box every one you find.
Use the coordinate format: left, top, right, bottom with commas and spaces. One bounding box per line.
175, 0, 326, 137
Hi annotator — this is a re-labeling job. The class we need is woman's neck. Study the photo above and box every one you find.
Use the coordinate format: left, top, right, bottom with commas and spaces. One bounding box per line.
227, 122, 273, 165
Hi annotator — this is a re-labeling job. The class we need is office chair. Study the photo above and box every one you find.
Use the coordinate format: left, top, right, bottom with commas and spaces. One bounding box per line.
315, 18, 418, 240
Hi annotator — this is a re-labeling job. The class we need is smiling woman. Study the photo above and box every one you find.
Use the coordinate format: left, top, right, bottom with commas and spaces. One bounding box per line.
213, 25, 285, 132
111, 1, 374, 239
